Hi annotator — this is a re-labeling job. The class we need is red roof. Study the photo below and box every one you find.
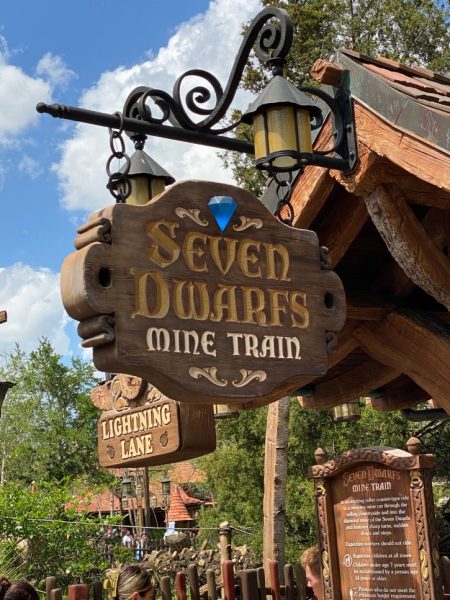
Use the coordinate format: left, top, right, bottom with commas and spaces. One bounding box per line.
166, 485, 192, 523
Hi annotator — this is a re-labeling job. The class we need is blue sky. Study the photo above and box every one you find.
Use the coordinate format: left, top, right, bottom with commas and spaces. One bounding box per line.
0, 0, 260, 359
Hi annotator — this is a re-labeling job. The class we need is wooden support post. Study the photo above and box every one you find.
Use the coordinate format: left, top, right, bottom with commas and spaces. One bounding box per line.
256, 567, 266, 600
284, 564, 295, 600
263, 397, 290, 583
219, 521, 232, 562
294, 562, 306, 600
142, 466, 151, 528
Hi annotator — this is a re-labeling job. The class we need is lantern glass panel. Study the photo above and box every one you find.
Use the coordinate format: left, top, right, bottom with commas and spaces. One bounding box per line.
296, 109, 313, 154
267, 106, 298, 170
252, 113, 268, 163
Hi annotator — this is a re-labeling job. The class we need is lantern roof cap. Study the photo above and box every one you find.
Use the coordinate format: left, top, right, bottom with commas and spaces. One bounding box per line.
241, 75, 322, 123
120, 149, 175, 184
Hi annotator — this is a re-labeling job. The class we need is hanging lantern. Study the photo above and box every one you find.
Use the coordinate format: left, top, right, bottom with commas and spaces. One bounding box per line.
241, 75, 322, 173
333, 400, 361, 422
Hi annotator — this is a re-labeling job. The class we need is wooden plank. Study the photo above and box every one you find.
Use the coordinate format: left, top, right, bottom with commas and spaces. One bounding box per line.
205, 570, 216, 600
335, 151, 450, 208
353, 104, 450, 193
300, 359, 401, 409
366, 377, 430, 411
317, 193, 368, 267
353, 310, 450, 414
237, 570, 259, 600
378, 207, 450, 299
263, 398, 290, 580
365, 184, 450, 309
188, 564, 200, 600
160, 577, 172, 600
222, 560, 236, 600
175, 572, 187, 600
0, 310, 6, 325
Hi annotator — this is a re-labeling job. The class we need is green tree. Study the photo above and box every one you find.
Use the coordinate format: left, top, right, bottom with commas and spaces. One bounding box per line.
0, 480, 123, 586
0, 339, 101, 484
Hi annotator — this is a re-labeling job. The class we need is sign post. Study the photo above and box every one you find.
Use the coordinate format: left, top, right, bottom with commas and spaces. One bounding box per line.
309, 439, 443, 600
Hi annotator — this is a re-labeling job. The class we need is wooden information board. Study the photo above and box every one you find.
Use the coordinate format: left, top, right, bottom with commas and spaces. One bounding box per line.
61, 180, 346, 406
309, 441, 443, 600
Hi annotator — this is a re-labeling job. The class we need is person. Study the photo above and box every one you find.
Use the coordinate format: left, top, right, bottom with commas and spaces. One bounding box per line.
300, 545, 324, 600
122, 529, 133, 547
104, 565, 154, 600
0, 577, 39, 600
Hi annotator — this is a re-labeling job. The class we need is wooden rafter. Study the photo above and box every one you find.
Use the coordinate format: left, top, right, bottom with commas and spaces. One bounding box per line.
366, 377, 430, 412
377, 206, 450, 300
353, 310, 450, 414
0, 311, 6, 325
299, 358, 400, 409
365, 184, 450, 310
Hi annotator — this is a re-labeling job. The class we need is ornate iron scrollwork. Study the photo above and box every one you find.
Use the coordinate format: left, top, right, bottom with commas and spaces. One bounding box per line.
123, 7, 293, 135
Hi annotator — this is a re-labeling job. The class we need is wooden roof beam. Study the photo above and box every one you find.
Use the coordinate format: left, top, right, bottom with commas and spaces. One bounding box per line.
353, 310, 450, 414
365, 377, 430, 411
365, 183, 450, 309
298, 359, 400, 409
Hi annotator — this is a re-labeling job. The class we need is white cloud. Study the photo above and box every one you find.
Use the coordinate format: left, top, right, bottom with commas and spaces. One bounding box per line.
55, 0, 261, 212
18, 155, 43, 179
0, 61, 51, 137
36, 52, 77, 90
0, 264, 71, 356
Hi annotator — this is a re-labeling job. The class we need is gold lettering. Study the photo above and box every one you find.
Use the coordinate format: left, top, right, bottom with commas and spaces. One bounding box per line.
182, 330, 200, 354
264, 242, 291, 281
289, 291, 309, 328
210, 237, 238, 275
183, 232, 208, 272
146, 220, 180, 268
132, 269, 169, 319
128, 437, 137, 457
285, 336, 301, 359
173, 280, 210, 320
243, 287, 267, 325
244, 334, 259, 357
268, 289, 289, 326
210, 285, 238, 322
238, 240, 262, 278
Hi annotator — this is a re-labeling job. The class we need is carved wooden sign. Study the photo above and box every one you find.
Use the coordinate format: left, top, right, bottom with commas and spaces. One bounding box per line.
61, 180, 346, 405
309, 442, 442, 600
92, 374, 216, 468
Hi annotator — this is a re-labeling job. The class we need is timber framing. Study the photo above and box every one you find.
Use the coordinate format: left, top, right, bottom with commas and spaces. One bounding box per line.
284, 51, 450, 417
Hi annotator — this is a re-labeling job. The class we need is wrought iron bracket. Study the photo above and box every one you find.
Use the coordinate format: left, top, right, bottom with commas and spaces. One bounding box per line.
36, 5, 358, 173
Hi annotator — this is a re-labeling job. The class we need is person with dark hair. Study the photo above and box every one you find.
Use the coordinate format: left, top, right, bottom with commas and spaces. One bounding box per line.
103, 565, 154, 600
0, 577, 39, 600
300, 545, 324, 600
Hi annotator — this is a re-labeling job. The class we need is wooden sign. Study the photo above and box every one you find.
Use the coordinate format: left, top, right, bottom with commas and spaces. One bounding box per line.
309, 441, 443, 600
61, 180, 346, 405
92, 375, 216, 468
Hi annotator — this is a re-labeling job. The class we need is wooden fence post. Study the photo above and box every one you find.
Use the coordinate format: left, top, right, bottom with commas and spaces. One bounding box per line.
92, 580, 103, 600
49, 590, 62, 600
160, 576, 172, 600
237, 570, 258, 600
45, 577, 57, 600
68, 584, 89, 600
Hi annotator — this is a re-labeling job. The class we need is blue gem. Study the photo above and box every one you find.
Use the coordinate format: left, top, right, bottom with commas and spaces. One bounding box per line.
208, 196, 237, 231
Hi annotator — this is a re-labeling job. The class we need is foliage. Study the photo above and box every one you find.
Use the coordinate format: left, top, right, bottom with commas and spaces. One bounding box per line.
0, 481, 123, 586
198, 399, 449, 563
0, 339, 102, 484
